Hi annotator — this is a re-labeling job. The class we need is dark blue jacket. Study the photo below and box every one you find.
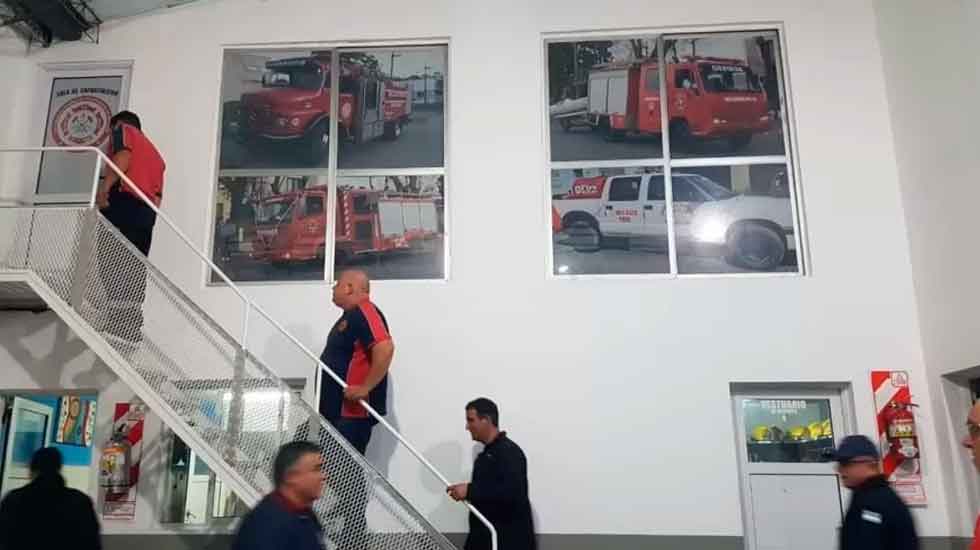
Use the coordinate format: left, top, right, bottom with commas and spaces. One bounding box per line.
465, 433, 536, 550
0, 475, 101, 550
841, 476, 918, 550
232, 493, 325, 550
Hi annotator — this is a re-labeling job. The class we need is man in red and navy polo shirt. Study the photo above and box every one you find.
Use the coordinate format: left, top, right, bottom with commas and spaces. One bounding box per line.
318, 269, 394, 545
96, 110, 165, 254
319, 269, 394, 453
95, 111, 165, 341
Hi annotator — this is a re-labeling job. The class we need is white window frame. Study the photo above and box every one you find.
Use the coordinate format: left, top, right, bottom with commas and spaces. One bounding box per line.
542, 24, 809, 280
205, 40, 451, 288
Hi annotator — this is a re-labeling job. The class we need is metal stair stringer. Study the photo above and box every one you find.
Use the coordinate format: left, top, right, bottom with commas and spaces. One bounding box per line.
0, 269, 265, 507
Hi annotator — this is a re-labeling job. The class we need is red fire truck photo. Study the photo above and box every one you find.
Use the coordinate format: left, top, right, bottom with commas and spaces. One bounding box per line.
250, 185, 439, 267
554, 56, 772, 151
238, 56, 412, 164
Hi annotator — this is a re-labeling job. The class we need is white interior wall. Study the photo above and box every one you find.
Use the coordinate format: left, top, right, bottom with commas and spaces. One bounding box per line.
0, 34, 33, 201
0, 0, 959, 538
874, 0, 980, 537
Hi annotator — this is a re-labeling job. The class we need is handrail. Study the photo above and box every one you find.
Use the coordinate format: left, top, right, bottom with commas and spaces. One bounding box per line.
0, 145, 497, 550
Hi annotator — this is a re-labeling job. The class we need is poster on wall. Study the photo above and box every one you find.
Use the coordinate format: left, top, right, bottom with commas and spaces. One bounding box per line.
100, 402, 146, 520
871, 370, 926, 506
217, 46, 446, 171
37, 76, 124, 196
55, 396, 97, 447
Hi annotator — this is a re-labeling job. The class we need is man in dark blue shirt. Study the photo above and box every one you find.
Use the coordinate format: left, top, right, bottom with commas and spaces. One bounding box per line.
832, 435, 918, 550
448, 398, 536, 550
232, 441, 327, 550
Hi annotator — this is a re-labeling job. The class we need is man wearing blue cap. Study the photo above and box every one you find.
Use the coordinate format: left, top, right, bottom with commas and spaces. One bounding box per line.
832, 434, 918, 550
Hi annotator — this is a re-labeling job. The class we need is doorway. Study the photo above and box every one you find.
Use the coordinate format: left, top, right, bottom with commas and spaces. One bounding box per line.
33, 62, 132, 203
732, 386, 852, 550
0, 393, 98, 497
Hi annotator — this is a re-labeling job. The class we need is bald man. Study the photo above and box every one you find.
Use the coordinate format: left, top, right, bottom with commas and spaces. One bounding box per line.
963, 402, 980, 549
317, 270, 393, 546
319, 269, 395, 454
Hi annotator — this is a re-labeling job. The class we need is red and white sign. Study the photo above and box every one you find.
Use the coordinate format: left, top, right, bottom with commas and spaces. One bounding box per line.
871, 370, 926, 505
101, 402, 146, 520
568, 176, 606, 199
50, 95, 113, 148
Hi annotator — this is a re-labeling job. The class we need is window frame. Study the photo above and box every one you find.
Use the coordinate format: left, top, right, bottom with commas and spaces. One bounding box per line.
543, 25, 808, 279
607, 176, 642, 202
205, 39, 452, 288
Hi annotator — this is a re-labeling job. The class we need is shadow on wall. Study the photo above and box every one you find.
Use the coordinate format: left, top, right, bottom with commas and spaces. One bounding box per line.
0, 312, 107, 390
366, 379, 400, 477
420, 437, 466, 527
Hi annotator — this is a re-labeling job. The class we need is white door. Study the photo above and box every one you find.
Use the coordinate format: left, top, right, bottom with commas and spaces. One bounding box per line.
606, 74, 629, 116
1, 397, 55, 496
749, 474, 841, 550
733, 391, 849, 550
640, 174, 668, 238
34, 63, 132, 203
599, 176, 644, 236
183, 450, 211, 524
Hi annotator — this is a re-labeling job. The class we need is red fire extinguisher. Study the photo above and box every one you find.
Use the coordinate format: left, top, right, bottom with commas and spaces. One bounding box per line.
882, 399, 919, 475
99, 426, 132, 494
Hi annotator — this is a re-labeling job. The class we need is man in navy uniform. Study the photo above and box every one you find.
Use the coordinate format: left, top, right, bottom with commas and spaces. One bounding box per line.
448, 398, 536, 550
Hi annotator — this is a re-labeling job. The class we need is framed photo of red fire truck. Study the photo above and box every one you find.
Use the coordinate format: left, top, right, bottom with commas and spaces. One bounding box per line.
218, 46, 445, 171
546, 29, 804, 277
211, 43, 449, 284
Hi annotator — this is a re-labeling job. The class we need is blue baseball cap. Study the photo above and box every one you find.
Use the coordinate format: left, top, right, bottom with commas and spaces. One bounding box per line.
828, 435, 880, 464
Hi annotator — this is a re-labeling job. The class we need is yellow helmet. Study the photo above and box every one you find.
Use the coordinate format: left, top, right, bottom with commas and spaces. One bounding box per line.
821, 419, 833, 439
751, 425, 771, 442
807, 421, 824, 439
788, 426, 807, 441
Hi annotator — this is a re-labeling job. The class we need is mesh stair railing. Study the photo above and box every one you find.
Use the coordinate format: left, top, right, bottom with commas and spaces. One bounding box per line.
0, 147, 496, 550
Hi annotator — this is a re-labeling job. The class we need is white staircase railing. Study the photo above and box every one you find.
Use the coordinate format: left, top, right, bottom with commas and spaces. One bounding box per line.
0, 146, 496, 550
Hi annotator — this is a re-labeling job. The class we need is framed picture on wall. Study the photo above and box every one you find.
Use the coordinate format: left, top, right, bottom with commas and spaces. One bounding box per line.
55, 396, 96, 447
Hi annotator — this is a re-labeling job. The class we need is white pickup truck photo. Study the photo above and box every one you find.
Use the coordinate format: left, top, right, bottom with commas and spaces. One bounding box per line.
553, 172, 795, 270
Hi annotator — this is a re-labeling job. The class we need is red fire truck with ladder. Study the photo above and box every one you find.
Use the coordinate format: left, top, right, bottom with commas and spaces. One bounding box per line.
239, 56, 411, 164
554, 56, 772, 151
250, 185, 439, 266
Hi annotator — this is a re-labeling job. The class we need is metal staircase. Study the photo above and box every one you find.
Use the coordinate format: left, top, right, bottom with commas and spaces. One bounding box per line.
0, 146, 496, 550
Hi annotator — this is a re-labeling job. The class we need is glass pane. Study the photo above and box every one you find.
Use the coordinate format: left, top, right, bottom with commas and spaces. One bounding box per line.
337, 46, 446, 169
333, 175, 445, 280
11, 411, 47, 466
676, 164, 798, 274
192, 453, 211, 476
219, 49, 333, 169
551, 166, 670, 275
38, 75, 125, 195
547, 37, 662, 162
743, 398, 835, 463
211, 174, 327, 283
664, 32, 786, 158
